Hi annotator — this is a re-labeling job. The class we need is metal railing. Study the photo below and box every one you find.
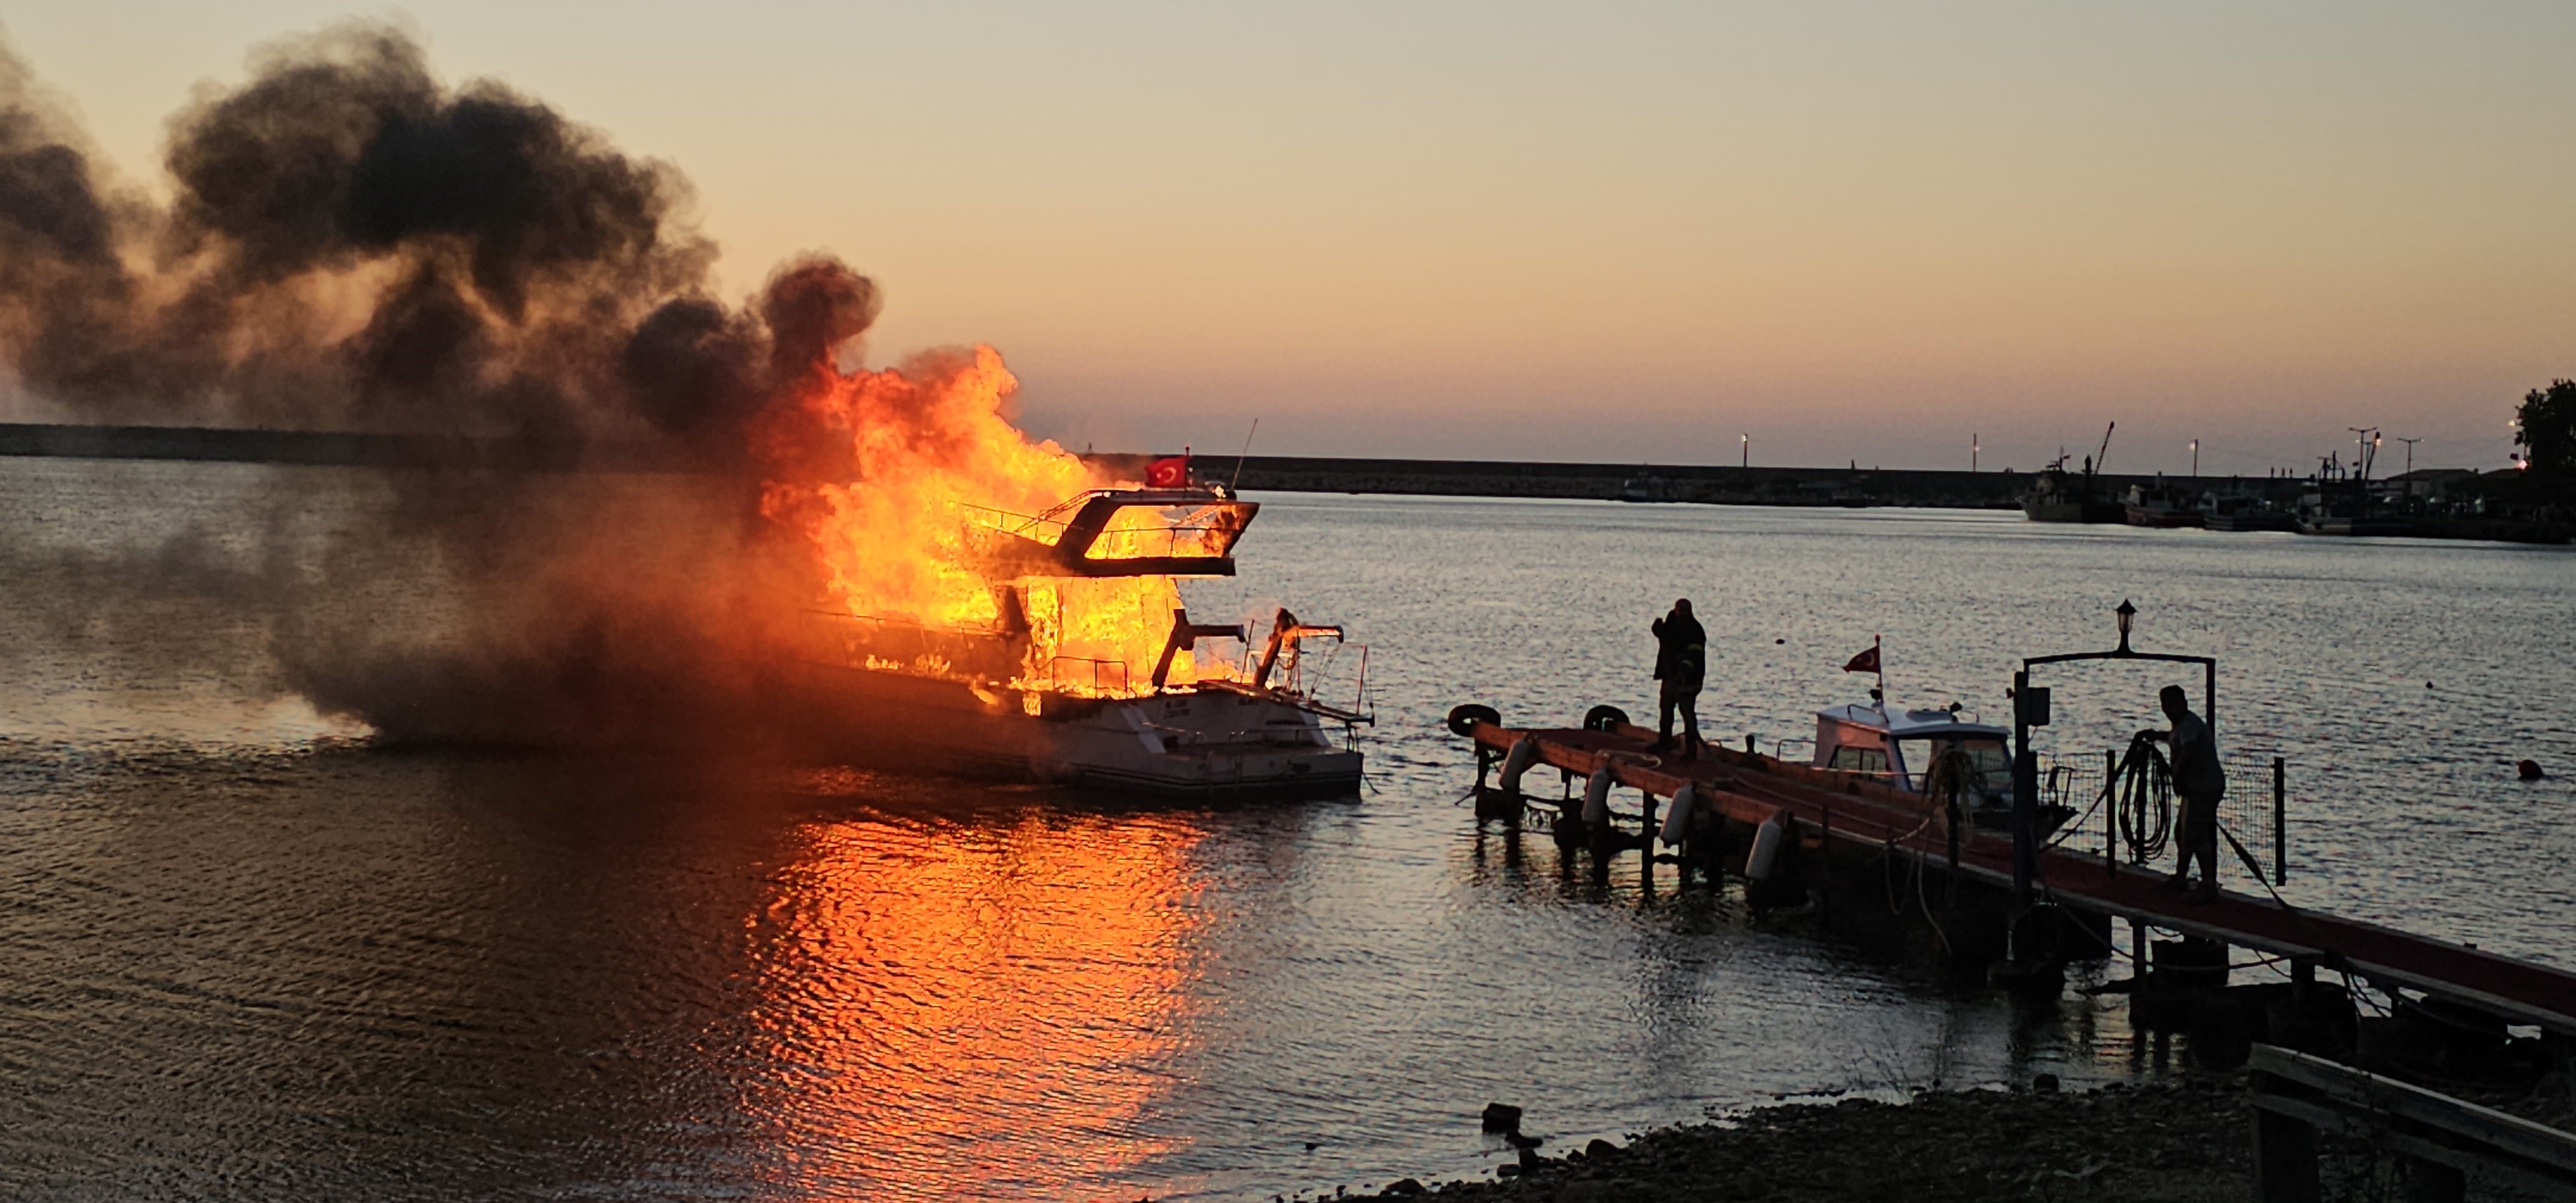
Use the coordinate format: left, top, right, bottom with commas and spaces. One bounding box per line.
2249, 1044, 2576, 1202
1034, 656, 1130, 694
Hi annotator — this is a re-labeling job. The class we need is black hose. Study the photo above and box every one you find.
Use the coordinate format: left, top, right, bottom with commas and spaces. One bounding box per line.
2111, 733, 2174, 864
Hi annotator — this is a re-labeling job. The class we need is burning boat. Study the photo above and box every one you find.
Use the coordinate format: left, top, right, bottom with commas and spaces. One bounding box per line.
779, 482, 1368, 797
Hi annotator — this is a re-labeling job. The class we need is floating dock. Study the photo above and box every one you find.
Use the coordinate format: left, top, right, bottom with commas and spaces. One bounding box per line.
1459, 716, 2576, 1070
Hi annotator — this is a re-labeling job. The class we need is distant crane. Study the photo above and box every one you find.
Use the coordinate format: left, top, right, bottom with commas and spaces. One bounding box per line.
2085, 422, 2115, 477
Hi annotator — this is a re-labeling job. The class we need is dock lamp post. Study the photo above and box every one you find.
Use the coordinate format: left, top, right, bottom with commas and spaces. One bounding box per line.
2010, 600, 2217, 927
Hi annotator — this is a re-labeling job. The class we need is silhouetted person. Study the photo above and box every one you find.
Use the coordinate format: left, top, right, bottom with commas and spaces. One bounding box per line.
1651, 599, 1706, 760
2141, 685, 2226, 902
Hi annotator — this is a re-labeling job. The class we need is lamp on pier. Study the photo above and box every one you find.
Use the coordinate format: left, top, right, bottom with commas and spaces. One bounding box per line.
2114, 599, 2136, 654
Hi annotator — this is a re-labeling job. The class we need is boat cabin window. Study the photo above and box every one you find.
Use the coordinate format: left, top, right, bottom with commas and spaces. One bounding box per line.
1826, 746, 1889, 776
1898, 737, 2009, 784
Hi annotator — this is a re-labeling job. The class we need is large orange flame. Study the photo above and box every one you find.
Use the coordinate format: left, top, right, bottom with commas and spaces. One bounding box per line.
756, 345, 1224, 696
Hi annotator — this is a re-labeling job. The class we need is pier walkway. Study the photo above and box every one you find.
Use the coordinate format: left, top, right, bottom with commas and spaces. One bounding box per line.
1467, 720, 2576, 1036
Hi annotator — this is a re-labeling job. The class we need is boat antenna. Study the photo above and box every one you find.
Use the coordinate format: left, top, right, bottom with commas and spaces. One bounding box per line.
1229, 418, 1260, 492
1875, 633, 1887, 705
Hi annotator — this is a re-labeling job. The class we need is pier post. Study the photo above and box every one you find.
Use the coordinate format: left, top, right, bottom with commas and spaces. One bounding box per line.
2105, 748, 2117, 877
2272, 757, 2287, 885
1820, 800, 1833, 924
1641, 790, 1658, 873
2010, 670, 2038, 909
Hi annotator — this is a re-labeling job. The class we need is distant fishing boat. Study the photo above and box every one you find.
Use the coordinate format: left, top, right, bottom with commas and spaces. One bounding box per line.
2021, 423, 2124, 524
2122, 480, 2206, 528
2202, 493, 2298, 533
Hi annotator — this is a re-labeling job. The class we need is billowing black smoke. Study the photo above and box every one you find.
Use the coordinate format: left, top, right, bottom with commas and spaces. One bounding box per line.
0, 24, 887, 746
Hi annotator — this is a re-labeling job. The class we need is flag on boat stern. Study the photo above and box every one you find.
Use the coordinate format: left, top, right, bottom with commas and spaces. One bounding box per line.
1841, 645, 1880, 674
1146, 455, 1191, 488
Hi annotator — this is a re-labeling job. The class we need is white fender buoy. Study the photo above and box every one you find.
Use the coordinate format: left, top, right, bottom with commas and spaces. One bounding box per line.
1658, 782, 1696, 847
1498, 738, 1541, 796
1582, 767, 1615, 826
1745, 811, 1787, 880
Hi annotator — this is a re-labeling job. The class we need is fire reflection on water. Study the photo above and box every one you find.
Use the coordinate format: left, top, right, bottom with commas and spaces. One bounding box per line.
732, 797, 1206, 1200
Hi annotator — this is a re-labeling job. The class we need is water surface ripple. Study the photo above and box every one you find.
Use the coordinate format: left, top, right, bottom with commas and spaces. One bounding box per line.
3, 464, 2570, 1200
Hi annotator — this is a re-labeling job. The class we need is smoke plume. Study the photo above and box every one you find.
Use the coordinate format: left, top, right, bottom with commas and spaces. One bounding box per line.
0, 23, 940, 745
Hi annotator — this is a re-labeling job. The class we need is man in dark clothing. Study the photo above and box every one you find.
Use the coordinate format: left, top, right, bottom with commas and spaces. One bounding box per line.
2141, 684, 2226, 902
1650, 599, 1707, 759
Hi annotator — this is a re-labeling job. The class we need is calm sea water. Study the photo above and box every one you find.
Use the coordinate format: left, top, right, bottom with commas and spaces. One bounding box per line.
2, 460, 2570, 1201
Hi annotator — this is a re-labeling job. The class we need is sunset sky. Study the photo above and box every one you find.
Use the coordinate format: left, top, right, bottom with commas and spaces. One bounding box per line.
9, 2, 2570, 473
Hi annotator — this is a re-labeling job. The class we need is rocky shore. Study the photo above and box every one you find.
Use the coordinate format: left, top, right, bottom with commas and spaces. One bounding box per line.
1344, 1076, 2571, 1203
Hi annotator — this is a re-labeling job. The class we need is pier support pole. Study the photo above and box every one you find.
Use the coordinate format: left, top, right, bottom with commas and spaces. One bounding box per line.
1641, 790, 1658, 893
2272, 757, 2287, 886
2010, 670, 2038, 911
2104, 748, 2117, 878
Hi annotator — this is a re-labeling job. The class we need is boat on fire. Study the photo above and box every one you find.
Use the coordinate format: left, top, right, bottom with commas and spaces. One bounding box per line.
781, 486, 1368, 797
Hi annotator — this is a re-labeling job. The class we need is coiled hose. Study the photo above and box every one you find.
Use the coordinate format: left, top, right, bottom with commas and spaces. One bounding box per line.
2111, 732, 2175, 863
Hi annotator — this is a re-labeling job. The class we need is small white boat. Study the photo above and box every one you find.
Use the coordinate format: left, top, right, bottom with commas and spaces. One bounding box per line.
1812, 699, 2066, 831
781, 486, 1368, 797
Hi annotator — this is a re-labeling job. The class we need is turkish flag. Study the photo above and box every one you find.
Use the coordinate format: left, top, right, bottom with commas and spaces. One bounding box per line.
1146, 455, 1189, 488
1842, 646, 1880, 674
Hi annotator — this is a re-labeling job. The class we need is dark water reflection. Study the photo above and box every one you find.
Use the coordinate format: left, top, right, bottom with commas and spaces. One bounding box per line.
3, 464, 2571, 1200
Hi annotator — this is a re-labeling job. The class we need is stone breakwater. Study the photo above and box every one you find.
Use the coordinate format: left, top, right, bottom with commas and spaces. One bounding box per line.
0, 423, 2298, 511
1084, 453, 2240, 511
1339, 1077, 2573, 1203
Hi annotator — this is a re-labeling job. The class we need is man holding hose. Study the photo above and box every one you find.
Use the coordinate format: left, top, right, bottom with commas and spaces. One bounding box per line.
2141, 684, 2226, 902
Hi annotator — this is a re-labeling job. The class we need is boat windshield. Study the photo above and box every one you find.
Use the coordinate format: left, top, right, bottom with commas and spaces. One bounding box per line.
1899, 737, 2010, 788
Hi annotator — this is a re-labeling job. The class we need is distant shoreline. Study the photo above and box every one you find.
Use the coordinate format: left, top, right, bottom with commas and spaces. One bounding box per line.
0, 422, 2300, 511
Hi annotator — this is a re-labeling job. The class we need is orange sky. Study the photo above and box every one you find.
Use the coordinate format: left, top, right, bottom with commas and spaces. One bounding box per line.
8, 2, 2570, 472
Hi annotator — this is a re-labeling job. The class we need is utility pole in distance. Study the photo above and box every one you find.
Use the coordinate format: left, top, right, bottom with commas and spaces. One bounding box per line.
1740, 433, 1748, 469
2190, 438, 2199, 478
1973, 433, 1980, 473
2395, 435, 2421, 479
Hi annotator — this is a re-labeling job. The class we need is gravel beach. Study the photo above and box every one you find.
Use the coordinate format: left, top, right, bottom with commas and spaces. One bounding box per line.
1342, 1076, 2575, 1203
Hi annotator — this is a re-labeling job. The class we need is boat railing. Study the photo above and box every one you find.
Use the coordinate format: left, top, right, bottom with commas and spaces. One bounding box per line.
958, 500, 1074, 544
1031, 656, 1130, 695
958, 491, 1242, 550
1137, 717, 1327, 747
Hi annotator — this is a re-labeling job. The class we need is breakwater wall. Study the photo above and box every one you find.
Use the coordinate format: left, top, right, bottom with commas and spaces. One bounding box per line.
1081, 451, 2303, 509
1, 423, 2303, 509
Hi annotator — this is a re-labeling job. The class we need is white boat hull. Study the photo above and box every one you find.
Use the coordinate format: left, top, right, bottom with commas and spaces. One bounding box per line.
779, 660, 1363, 798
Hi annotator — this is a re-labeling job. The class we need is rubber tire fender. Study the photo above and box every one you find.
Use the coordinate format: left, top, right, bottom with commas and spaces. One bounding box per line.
1582, 705, 1631, 732
1447, 703, 1502, 737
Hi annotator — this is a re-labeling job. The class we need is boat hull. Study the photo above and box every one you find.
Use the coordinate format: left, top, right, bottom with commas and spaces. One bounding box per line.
2022, 498, 2125, 523
2123, 504, 2206, 528
2297, 516, 2428, 538
2205, 511, 2298, 533
777, 661, 1363, 799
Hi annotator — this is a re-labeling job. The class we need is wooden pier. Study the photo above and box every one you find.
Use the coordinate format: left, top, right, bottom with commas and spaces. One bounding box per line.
1460, 717, 2576, 1061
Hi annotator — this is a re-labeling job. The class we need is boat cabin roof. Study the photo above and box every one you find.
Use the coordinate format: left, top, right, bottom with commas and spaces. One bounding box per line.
977, 487, 1256, 579
1815, 703, 2006, 741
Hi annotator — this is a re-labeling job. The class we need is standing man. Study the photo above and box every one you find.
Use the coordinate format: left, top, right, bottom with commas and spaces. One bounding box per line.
1650, 599, 1707, 760
2142, 684, 2226, 902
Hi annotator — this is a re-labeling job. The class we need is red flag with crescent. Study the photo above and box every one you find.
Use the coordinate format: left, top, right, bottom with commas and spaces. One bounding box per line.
1146, 455, 1189, 488
1842, 645, 1880, 674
